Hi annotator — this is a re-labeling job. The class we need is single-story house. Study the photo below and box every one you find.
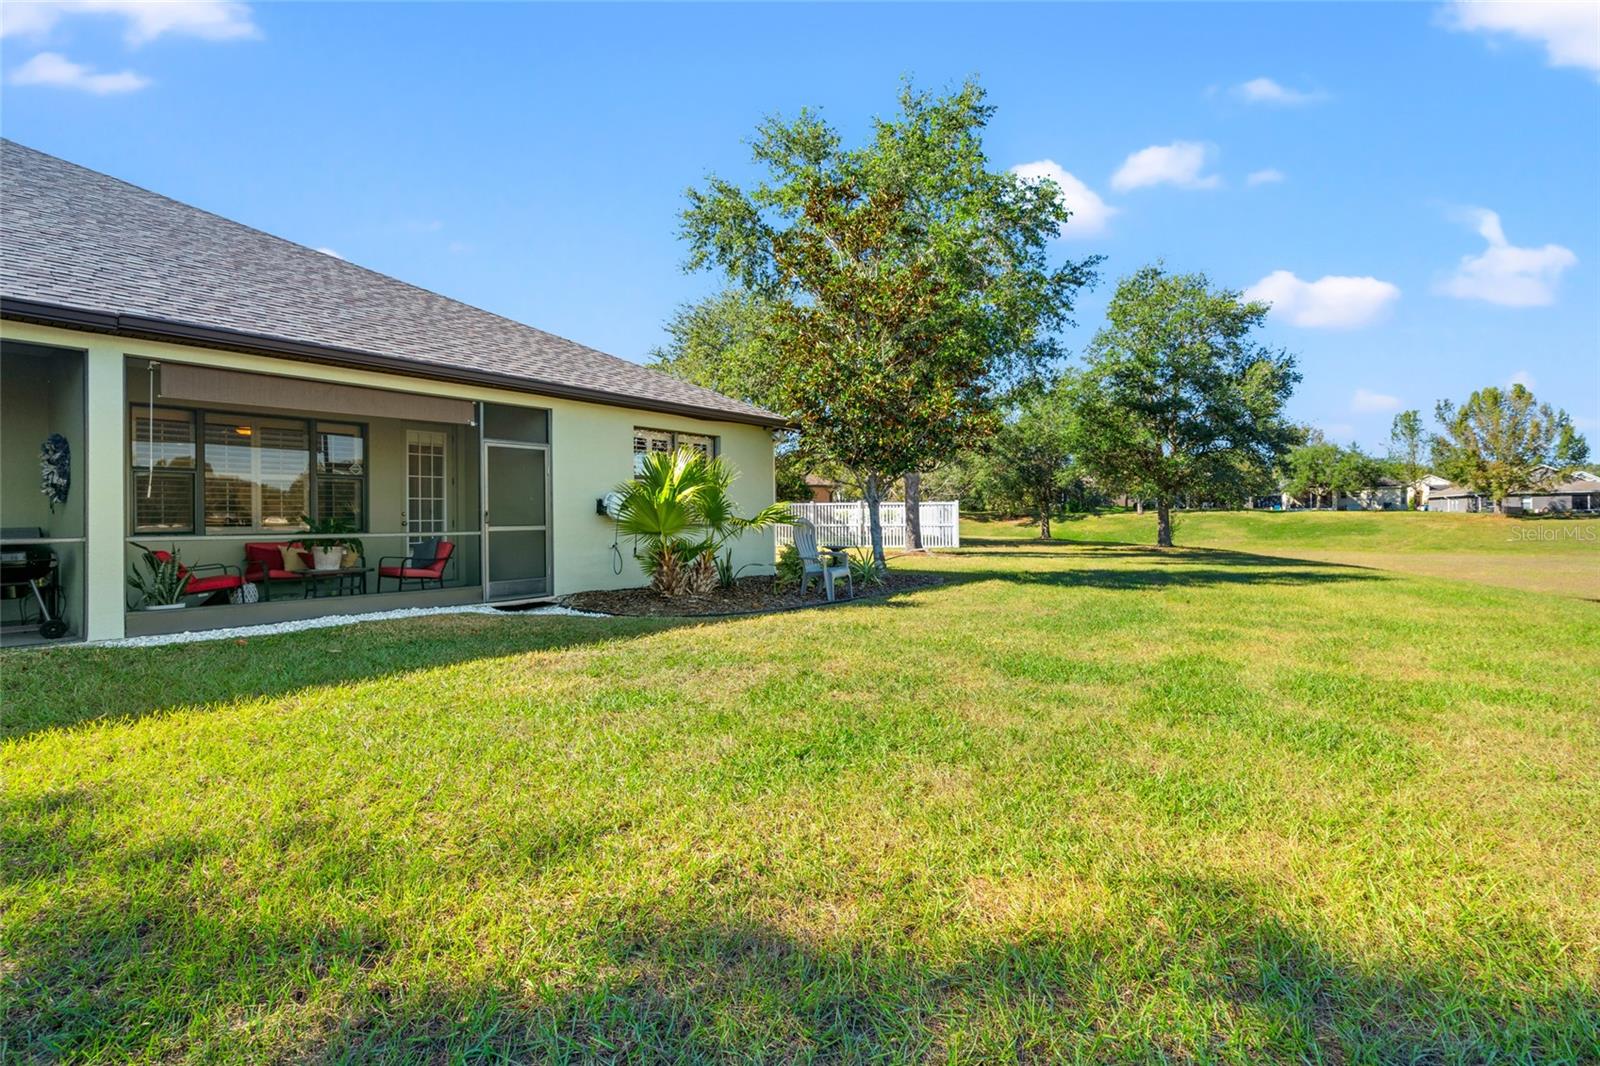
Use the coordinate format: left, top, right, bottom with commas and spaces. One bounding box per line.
1279, 477, 1407, 511
1424, 470, 1600, 514
1409, 474, 1452, 509
1423, 483, 1490, 513
1503, 470, 1600, 515
0, 140, 785, 646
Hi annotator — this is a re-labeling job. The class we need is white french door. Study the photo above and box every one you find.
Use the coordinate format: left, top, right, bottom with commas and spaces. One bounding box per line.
405, 429, 447, 551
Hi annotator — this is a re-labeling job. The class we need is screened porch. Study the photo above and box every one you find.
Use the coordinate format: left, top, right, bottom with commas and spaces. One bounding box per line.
122, 359, 552, 635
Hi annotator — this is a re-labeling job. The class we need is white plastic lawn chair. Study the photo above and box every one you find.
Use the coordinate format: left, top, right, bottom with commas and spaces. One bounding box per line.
791, 519, 854, 602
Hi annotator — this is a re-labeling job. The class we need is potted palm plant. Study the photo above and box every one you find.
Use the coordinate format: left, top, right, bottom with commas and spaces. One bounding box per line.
612, 449, 792, 596
299, 515, 364, 570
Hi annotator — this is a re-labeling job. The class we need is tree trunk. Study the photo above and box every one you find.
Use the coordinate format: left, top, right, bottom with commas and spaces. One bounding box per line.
1156, 498, 1173, 547
904, 471, 924, 551
1039, 507, 1051, 539
864, 473, 888, 572
1135, 498, 1144, 516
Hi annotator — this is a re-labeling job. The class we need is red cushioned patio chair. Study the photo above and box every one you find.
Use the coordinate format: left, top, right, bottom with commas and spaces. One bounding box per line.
242, 542, 313, 601
377, 540, 455, 592
143, 548, 244, 605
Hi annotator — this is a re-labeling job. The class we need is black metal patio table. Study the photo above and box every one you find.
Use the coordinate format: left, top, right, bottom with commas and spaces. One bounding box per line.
299, 567, 370, 598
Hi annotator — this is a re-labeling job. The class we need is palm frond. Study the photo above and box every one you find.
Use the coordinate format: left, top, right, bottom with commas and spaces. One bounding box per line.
609, 447, 792, 596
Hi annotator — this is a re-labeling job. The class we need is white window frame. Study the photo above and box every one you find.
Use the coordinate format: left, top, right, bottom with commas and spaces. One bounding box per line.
632, 426, 717, 475
202, 414, 312, 534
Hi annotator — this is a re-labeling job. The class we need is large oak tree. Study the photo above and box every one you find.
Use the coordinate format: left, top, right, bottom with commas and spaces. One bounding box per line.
1070, 265, 1300, 547
679, 80, 1099, 568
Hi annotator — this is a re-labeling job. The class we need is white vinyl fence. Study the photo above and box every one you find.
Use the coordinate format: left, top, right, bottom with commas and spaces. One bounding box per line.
774, 501, 960, 550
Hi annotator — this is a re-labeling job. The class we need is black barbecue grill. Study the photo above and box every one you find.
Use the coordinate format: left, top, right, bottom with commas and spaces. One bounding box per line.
0, 529, 69, 639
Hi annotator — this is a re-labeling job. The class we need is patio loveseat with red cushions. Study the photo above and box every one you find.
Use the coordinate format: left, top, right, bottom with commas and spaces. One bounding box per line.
242, 542, 314, 601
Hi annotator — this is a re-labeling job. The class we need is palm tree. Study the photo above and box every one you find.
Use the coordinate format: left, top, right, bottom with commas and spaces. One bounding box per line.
614, 449, 792, 595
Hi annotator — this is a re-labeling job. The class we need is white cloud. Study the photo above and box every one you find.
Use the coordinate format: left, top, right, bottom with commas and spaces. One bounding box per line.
314, 247, 344, 259
1508, 369, 1537, 389
8, 51, 148, 93
1443, 1, 1600, 77
1244, 270, 1401, 329
0, 1, 259, 45
1233, 77, 1329, 105
1110, 141, 1220, 192
1010, 159, 1118, 238
1352, 388, 1403, 414
1437, 208, 1577, 307
1321, 422, 1357, 442
1246, 168, 1286, 186
0, 4, 59, 37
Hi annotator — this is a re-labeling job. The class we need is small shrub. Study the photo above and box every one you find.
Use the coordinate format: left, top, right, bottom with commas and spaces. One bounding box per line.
774, 544, 803, 592
715, 550, 737, 590
848, 548, 885, 588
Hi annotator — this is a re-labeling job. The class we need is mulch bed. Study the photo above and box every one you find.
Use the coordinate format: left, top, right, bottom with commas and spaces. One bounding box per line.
560, 571, 945, 618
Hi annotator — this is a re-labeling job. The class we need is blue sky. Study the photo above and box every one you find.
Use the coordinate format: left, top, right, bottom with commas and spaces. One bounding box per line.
3, 1, 1596, 449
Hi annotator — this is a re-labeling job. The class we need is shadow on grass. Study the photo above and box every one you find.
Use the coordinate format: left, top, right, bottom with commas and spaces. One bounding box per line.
940, 541, 1385, 594
3, 810, 1591, 1065
2, 544, 1384, 742
0, 613, 698, 742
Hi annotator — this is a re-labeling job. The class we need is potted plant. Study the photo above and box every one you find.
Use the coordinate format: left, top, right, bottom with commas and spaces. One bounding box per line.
299, 515, 364, 570
128, 547, 187, 610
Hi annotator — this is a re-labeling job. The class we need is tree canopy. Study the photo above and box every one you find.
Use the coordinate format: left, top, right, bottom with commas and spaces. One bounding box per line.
679, 79, 1099, 567
1388, 410, 1426, 507
648, 289, 784, 414
976, 379, 1081, 538
1285, 441, 1387, 507
1430, 384, 1584, 509
1068, 265, 1299, 546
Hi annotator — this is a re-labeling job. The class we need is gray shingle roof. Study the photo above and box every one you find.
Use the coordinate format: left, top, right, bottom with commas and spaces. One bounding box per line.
0, 139, 784, 427
1430, 477, 1598, 498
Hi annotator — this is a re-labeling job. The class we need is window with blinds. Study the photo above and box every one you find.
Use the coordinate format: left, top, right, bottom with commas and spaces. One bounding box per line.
632, 427, 717, 475
203, 416, 309, 531
316, 423, 365, 528
131, 407, 196, 532
129, 408, 364, 534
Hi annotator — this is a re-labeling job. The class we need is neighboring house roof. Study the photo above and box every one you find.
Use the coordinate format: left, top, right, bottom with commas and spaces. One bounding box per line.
1426, 483, 1483, 498
1541, 479, 1600, 495
0, 139, 785, 428
803, 474, 840, 487
1429, 476, 1598, 498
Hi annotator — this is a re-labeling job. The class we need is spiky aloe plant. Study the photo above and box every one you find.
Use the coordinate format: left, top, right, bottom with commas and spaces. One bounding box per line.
128, 548, 185, 607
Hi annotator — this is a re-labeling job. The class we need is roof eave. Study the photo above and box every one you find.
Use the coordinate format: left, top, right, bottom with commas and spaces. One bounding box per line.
1, 297, 792, 430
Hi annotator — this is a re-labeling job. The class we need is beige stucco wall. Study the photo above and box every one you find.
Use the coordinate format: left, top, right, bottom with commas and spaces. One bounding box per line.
1, 319, 778, 641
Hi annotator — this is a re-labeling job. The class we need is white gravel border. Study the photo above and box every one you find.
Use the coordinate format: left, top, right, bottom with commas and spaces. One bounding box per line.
99, 603, 608, 649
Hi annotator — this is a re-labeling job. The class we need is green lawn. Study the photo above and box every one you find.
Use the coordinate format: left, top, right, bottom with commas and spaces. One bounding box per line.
969, 509, 1600, 600
4, 524, 1598, 1062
